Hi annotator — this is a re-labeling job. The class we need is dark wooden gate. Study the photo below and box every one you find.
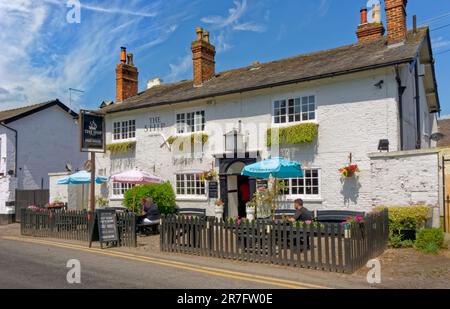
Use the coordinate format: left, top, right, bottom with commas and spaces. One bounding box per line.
15, 189, 49, 222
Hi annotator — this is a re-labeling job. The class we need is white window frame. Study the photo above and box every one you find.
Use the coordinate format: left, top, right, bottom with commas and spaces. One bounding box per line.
280, 168, 321, 200
112, 119, 136, 141
111, 182, 135, 199
175, 173, 207, 200
272, 95, 317, 125
175, 110, 205, 134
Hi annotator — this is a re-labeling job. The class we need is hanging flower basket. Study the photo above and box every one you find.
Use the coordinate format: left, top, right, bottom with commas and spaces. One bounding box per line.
339, 164, 360, 178
201, 169, 218, 182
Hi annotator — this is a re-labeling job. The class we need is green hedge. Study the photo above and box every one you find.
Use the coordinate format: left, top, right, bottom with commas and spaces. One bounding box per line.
266, 123, 318, 147
167, 133, 209, 151
123, 182, 176, 215
106, 141, 136, 154
415, 228, 445, 254
375, 205, 430, 248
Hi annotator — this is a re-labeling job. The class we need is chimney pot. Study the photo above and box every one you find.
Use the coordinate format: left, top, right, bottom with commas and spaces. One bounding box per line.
127, 53, 134, 66
203, 31, 210, 43
360, 7, 368, 24
196, 27, 204, 41
120, 46, 126, 64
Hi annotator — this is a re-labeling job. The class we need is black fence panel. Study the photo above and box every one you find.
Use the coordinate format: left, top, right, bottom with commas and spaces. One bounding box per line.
160, 209, 389, 274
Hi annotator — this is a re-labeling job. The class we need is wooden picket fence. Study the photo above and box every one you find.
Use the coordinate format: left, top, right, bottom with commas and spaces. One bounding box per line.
161, 209, 389, 273
20, 208, 137, 247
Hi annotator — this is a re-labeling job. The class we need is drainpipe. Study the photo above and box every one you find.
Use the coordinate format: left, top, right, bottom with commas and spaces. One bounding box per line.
414, 60, 421, 149
0, 122, 18, 177
395, 66, 405, 151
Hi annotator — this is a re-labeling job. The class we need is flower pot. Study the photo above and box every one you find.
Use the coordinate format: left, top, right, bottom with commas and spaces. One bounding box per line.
246, 207, 256, 221
214, 206, 224, 220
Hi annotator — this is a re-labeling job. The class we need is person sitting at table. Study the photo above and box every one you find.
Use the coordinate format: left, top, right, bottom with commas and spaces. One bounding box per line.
287, 199, 313, 223
141, 197, 160, 226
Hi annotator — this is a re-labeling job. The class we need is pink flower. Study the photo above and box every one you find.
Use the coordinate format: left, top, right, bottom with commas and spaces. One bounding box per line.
305, 220, 312, 225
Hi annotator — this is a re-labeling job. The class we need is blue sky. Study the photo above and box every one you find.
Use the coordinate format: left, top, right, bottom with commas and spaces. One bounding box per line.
0, 0, 449, 115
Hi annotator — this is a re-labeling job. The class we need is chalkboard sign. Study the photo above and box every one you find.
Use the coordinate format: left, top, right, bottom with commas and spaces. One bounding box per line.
256, 179, 268, 191
89, 210, 119, 248
208, 181, 218, 199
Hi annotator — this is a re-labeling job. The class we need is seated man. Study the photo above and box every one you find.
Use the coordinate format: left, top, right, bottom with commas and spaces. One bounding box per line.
287, 199, 313, 223
141, 197, 160, 226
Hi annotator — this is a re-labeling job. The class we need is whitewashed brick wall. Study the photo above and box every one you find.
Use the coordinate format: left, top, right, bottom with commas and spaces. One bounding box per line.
369, 149, 440, 207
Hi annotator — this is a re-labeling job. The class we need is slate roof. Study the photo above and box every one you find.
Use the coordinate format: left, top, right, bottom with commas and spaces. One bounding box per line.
0, 99, 78, 124
103, 27, 433, 114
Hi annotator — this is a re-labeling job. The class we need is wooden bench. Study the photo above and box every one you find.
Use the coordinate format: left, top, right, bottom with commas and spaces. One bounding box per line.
177, 208, 206, 218
316, 210, 365, 223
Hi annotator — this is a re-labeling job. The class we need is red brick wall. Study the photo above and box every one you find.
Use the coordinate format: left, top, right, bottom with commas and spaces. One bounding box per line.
191, 40, 216, 86
385, 0, 408, 44
116, 63, 138, 103
356, 23, 385, 43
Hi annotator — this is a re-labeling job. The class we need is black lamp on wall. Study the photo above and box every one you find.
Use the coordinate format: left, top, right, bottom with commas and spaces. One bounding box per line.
378, 139, 390, 152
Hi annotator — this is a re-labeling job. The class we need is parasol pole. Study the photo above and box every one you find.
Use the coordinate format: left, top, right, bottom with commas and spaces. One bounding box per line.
90, 152, 96, 212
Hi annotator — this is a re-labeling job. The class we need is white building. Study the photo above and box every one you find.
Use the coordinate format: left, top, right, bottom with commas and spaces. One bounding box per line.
97, 2, 441, 218
0, 100, 87, 224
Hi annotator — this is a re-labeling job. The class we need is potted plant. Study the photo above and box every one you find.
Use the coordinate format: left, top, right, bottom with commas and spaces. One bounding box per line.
201, 169, 218, 182
95, 196, 109, 208
339, 164, 360, 178
48, 197, 65, 208
214, 199, 224, 220
246, 200, 256, 221
342, 215, 365, 238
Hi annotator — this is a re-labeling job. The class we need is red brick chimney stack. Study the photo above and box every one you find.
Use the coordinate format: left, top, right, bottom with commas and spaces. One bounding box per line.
385, 0, 408, 45
116, 46, 138, 103
356, 7, 385, 43
191, 28, 216, 87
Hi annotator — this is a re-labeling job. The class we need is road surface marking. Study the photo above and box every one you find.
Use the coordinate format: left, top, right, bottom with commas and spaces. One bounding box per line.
2, 236, 330, 289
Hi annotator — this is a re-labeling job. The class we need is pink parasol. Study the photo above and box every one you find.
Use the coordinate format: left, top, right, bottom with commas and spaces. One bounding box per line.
110, 170, 163, 184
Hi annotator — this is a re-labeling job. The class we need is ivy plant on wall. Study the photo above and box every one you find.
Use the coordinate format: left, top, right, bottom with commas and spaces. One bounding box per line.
167, 133, 209, 151
106, 141, 136, 154
266, 123, 318, 147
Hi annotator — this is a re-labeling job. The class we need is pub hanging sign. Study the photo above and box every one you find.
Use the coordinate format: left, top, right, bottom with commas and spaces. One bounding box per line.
80, 110, 105, 153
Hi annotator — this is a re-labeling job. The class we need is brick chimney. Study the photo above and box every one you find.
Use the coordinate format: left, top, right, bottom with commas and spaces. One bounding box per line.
116, 47, 138, 103
385, 0, 408, 45
191, 28, 216, 87
356, 7, 385, 43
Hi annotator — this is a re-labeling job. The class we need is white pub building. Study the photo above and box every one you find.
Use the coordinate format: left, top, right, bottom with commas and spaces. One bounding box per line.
97, 1, 442, 218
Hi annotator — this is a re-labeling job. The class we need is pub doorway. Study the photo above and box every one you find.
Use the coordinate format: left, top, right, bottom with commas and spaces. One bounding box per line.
218, 156, 258, 219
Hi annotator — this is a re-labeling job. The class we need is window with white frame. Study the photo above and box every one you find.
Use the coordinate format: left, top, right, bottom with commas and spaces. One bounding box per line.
273, 95, 316, 124
176, 111, 205, 134
280, 169, 320, 197
113, 120, 136, 140
112, 182, 135, 197
176, 174, 206, 196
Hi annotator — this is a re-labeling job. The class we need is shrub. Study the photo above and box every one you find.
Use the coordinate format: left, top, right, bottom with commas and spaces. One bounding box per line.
415, 228, 445, 254
266, 123, 318, 147
123, 182, 176, 215
375, 205, 430, 248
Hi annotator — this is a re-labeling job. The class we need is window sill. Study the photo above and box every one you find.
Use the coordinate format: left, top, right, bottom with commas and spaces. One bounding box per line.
110, 197, 125, 201
176, 196, 208, 202
111, 138, 137, 143
280, 196, 323, 203
271, 120, 318, 127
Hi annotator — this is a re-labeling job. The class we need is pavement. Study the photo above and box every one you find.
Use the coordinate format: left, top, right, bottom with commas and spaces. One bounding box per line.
0, 224, 374, 289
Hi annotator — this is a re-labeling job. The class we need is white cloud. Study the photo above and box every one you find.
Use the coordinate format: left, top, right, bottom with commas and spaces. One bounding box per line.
201, 0, 265, 33
318, 0, 331, 17
165, 54, 192, 83
432, 37, 450, 51
0, 0, 186, 111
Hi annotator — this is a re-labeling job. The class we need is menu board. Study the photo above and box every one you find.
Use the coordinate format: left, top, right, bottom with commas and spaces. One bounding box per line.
89, 209, 119, 248
208, 181, 219, 199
